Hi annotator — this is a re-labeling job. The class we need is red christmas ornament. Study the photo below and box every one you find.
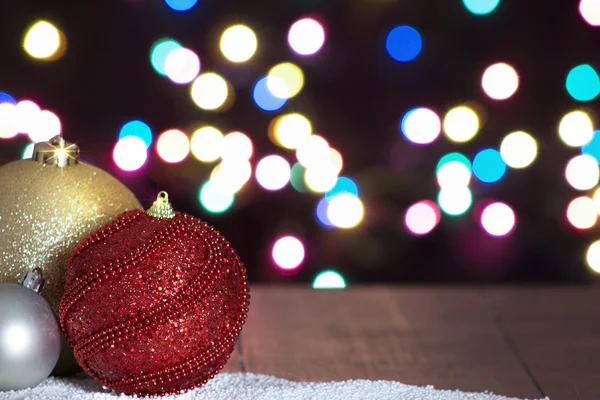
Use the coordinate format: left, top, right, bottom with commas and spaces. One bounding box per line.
58, 192, 249, 397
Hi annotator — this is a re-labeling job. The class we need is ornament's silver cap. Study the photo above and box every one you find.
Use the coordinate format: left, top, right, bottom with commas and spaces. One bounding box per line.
33, 136, 80, 167
146, 191, 176, 219
20, 268, 45, 294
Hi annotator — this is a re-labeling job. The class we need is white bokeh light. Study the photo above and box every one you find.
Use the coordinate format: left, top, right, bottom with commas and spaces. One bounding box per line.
156, 129, 190, 163
438, 187, 472, 216
164, 48, 201, 85
437, 161, 471, 187
288, 18, 325, 56
28, 110, 61, 143
565, 154, 599, 191
296, 135, 330, 168
404, 201, 439, 235
443, 106, 479, 143
255, 155, 291, 191
567, 196, 597, 230
211, 159, 252, 194
274, 113, 312, 149
481, 63, 519, 100
190, 73, 229, 110
500, 131, 538, 169
190, 126, 223, 162
480, 202, 516, 237
580, 0, 600, 26
221, 131, 253, 161
15, 100, 41, 135
272, 236, 305, 270
23, 21, 60, 60
559, 111, 594, 147
586, 240, 600, 273
304, 165, 338, 193
0, 103, 17, 139
220, 25, 257, 63
327, 193, 364, 228
113, 136, 148, 171
401, 108, 441, 145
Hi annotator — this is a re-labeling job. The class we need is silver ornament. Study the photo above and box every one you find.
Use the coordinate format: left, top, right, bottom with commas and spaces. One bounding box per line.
0, 269, 61, 391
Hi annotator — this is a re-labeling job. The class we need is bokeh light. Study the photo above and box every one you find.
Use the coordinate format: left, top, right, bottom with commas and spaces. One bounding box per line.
436, 152, 471, 174
190, 72, 229, 110
581, 130, 600, 163
220, 25, 257, 63
316, 197, 334, 227
190, 126, 223, 162
500, 131, 538, 169
438, 187, 472, 216
164, 48, 200, 85
164, 0, 198, 12
567, 196, 597, 230
481, 63, 519, 100
405, 200, 441, 235
156, 129, 190, 163
0, 92, 16, 105
199, 180, 234, 214
480, 202, 516, 237
267, 63, 304, 99
313, 270, 346, 289
325, 176, 358, 202
255, 155, 291, 191
0, 103, 17, 139
221, 131, 253, 160
463, 0, 500, 15
296, 135, 330, 169
211, 159, 252, 193
113, 136, 148, 172
586, 240, 600, 273
22, 143, 34, 159
150, 39, 182, 76
559, 110, 594, 147
443, 106, 479, 143
472, 148, 506, 183
329, 148, 344, 174
119, 120, 152, 148
437, 160, 471, 188
23, 21, 61, 60
580, 0, 600, 26
327, 193, 364, 228
400, 107, 441, 145
28, 110, 61, 143
566, 64, 600, 102
273, 113, 312, 149
288, 18, 325, 56
253, 77, 287, 112
290, 163, 310, 192
385, 25, 422, 63
305, 165, 338, 193
565, 154, 599, 190
272, 236, 305, 270
15, 100, 41, 135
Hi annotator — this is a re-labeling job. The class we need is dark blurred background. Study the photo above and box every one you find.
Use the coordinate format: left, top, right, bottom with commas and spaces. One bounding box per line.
1, 0, 599, 285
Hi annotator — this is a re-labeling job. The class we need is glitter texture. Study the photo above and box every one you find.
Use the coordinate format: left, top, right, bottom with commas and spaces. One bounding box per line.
0, 158, 142, 312
59, 210, 249, 397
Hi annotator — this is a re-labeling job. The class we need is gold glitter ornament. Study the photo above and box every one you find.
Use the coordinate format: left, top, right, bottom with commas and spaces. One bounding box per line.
0, 136, 142, 311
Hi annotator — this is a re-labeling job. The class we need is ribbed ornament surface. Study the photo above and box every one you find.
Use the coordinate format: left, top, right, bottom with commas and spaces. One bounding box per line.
59, 210, 249, 397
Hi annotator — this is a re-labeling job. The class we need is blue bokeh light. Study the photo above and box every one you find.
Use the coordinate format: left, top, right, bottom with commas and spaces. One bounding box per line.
0, 92, 16, 105
316, 197, 334, 228
165, 0, 198, 12
462, 0, 500, 15
119, 120, 153, 149
385, 25, 422, 63
325, 177, 359, 202
566, 64, 600, 102
472, 148, 506, 183
253, 77, 287, 112
581, 130, 600, 163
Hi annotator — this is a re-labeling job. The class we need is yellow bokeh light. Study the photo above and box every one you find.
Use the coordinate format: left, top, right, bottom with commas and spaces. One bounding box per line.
267, 62, 304, 99
565, 154, 599, 191
23, 21, 61, 60
156, 129, 190, 164
305, 165, 338, 193
559, 111, 594, 147
329, 148, 343, 174
220, 25, 257, 63
211, 159, 252, 193
567, 196, 597, 230
443, 106, 479, 143
190, 126, 224, 162
190, 72, 230, 111
500, 131, 538, 169
586, 240, 600, 273
296, 135, 330, 169
327, 193, 364, 229
273, 113, 312, 149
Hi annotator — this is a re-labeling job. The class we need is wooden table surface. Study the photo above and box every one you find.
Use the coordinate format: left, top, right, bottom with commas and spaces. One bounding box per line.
221, 286, 600, 400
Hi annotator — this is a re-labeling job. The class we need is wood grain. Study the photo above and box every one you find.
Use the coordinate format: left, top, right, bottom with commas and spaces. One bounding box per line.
488, 286, 600, 400
240, 286, 541, 399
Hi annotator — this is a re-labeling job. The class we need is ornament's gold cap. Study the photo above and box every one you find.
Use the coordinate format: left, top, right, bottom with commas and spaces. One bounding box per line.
146, 191, 176, 219
33, 136, 80, 167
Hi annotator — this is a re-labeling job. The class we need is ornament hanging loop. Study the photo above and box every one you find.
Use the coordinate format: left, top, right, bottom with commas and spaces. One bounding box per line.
33, 136, 80, 167
146, 191, 176, 219
20, 267, 45, 294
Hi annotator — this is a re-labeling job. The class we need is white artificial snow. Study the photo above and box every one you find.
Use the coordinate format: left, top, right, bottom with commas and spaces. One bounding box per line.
0, 373, 549, 400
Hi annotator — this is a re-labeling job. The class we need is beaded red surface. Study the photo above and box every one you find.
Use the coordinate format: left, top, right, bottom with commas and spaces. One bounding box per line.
58, 209, 249, 396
